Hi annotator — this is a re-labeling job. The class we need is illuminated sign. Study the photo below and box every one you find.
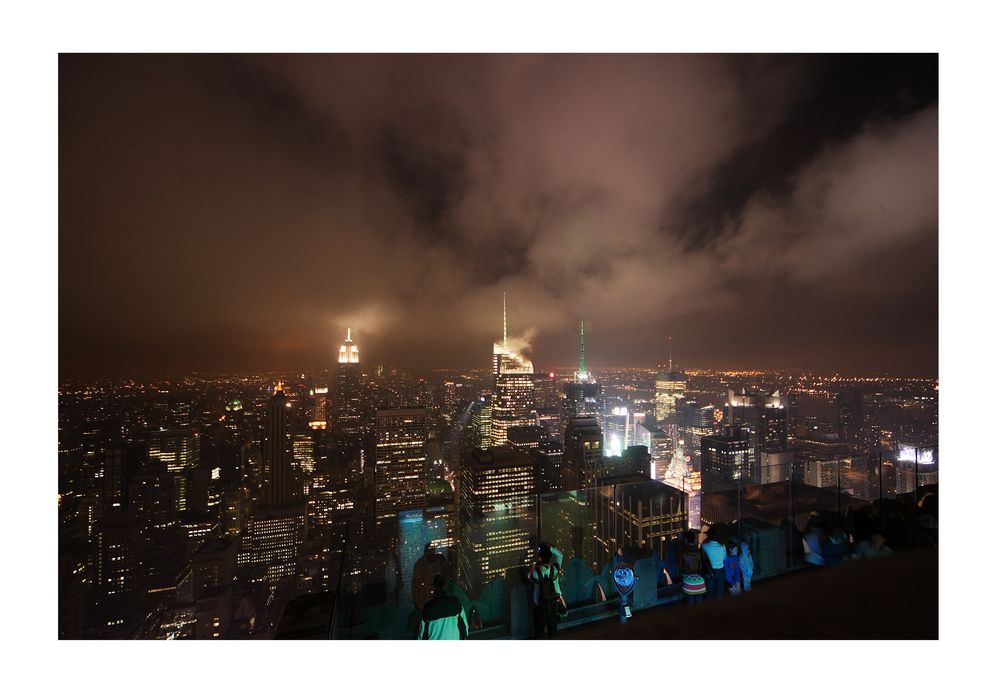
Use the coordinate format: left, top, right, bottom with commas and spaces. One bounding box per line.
605, 433, 623, 457
898, 446, 935, 465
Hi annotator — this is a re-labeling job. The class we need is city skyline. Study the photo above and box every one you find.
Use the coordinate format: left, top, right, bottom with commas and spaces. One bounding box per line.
56, 50, 940, 644
60, 54, 937, 378
55, 321, 941, 381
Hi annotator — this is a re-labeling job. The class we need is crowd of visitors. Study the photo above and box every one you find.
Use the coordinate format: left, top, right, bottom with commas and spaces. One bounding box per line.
409, 514, 899, 638
680, 527, 754, 603
410, 541, 569, 640
802, 514, 893, 568
681, 517, 893, 605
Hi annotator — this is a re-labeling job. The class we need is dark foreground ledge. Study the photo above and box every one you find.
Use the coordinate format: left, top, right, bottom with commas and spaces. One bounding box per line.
559, 548, 938, 640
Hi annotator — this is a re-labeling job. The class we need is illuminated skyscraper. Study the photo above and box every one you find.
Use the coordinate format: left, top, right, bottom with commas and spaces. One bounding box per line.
291, 432, 315, 476
94, 511, 144, 636
891, 445, 938, 495
490, 296, 536, 445
146, 428, 200, 513
727, 388, 788, 481
492, 359, 535, 445
654, 337, 686, 422
645, 423, 674, 481
310, 386, 328, 430
100, 442, 144, 513
469, 396, 492, 449
563, 417, 604, 490
457, 446, 537, 594
604, 406, 632, 457
264, 382, 296, 505
700, 428, 753, 489
334, 328, 364, 437
128, 458, 177, 529
443, 380, 459, 415
238, 504, 306, 584
600, 444, 651, 482
574, 318, 589, 384
374, 408, 428, 522
593, 479, 688, 569
533, 439, 564, 493
562, 320, 603, 425
491, 293, 509, 387
506, 424, 546, 451
533, 371, 558, 410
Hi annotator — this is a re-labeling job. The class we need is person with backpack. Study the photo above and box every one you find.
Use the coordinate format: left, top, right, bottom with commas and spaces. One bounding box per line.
530, 543, 566, 638
417, 574, 468, 640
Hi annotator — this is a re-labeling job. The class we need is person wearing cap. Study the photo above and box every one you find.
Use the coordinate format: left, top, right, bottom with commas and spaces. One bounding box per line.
418, 575, 468, 640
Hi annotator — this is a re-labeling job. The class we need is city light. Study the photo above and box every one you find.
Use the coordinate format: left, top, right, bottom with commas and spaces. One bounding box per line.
56, 52, 939, 645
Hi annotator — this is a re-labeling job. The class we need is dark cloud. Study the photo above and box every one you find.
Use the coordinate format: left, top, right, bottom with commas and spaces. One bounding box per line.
59, 54, 938, 377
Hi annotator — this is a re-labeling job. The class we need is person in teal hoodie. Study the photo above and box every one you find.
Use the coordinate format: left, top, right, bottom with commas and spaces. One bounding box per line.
418, 575, 468, 640
701, 529, 727, 599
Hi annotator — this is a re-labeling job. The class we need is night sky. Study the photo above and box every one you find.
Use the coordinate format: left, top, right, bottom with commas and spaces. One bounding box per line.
59, 54, 938, 377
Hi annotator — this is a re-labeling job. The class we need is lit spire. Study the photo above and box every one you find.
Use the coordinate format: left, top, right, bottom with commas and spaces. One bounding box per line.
502, 292, 507, 349
338, 328, 359, 364
574, 319, 590, 384
668, 335, 672, 371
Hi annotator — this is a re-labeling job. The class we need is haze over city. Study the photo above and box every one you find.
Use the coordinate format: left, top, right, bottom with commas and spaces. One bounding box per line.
56, 48, 940, 647
59, 54, 937, 377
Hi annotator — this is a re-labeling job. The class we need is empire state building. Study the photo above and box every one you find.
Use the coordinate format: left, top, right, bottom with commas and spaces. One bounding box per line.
334, 328, 364, 437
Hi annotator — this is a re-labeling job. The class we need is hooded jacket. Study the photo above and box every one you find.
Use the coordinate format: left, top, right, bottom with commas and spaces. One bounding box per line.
418, 593, 468, 640
739, 542, 754, 579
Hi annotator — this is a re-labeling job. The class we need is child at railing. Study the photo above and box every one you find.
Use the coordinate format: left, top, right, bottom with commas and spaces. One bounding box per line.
680, 529, 707, 604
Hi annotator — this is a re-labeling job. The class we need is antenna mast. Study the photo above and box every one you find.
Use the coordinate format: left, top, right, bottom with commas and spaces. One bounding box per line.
503, 292, 508, 348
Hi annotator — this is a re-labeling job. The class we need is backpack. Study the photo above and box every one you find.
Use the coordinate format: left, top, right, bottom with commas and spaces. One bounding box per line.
538, 564, 559, 602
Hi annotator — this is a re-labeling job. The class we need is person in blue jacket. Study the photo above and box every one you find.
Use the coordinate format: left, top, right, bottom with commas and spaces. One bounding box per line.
418, 575, 468, 640
724, 542, 742, 594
